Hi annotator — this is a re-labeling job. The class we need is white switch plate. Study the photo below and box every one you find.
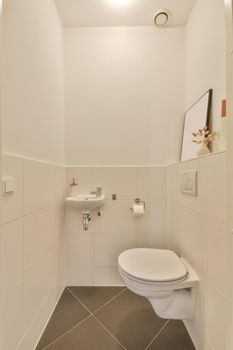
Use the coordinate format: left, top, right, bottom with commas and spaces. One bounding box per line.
180, 170, 198, 196
2, 176, 15, 195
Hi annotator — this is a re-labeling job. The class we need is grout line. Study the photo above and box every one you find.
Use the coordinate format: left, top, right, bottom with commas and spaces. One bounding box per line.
144, 320, 170, 350
177, 202, 227, 225
32, 287, 65, 350
41, 314, 93, 350
92, 314, 127, 350
41, 287, 170, 350
67, 287, 127, 349
206, 280, 229, 301
93, 288, 127, 314
67, 287, 94, 314
67, 286, 127, 315
65, 164, 167, 168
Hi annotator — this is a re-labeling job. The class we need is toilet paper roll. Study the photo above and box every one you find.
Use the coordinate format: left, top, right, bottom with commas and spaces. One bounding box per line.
132, 204, 144, 217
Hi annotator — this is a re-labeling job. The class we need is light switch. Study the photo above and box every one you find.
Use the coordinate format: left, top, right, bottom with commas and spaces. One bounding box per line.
2, 177, 15, 195
180, 170, 198, 196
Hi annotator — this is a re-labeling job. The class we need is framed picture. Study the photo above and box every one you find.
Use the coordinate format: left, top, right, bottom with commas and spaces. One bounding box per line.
181, 89, 212, 161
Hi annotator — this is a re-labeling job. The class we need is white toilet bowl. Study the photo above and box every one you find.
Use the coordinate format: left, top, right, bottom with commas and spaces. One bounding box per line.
118, 248, 199, 320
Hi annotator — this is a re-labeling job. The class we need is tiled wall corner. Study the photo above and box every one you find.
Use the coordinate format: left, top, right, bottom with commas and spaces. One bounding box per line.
65, 166, 167, 286
167, 152, 230, 350
0, 154, 66, 350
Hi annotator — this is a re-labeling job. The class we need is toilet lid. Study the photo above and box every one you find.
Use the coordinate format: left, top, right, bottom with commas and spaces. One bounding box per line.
118, 248, 187, 282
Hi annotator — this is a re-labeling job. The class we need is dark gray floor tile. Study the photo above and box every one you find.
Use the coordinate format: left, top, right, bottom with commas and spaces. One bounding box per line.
148, 320, 195, 350
36, 288, 90, 350
44, 316, 125, 350
95, 290, 166, 350
68, 286, 125, 312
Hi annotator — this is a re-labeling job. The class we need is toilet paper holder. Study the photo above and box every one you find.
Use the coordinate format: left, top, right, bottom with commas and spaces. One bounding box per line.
130, 198, 146, 211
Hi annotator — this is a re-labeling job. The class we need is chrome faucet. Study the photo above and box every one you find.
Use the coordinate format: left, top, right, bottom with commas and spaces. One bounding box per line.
91, 187, 102, 197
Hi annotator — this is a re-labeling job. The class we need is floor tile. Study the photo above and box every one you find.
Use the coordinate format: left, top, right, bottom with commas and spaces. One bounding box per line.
147, 320, 195, 350
68, 286, 125, 312
36, 288, 90, 350
95, 290, 166, 350
44, 316, 124, 350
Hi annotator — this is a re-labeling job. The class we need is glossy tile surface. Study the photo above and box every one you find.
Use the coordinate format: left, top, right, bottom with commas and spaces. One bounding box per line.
147, 320, 196, 349
43, 316, 124, 350
95, 289, 166, 350
69, 286, 125, 312
36, 289, 89, 349
36, 287, 195, 350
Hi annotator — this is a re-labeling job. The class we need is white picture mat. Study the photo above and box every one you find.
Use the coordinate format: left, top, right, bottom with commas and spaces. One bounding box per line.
181, 91, 211, 161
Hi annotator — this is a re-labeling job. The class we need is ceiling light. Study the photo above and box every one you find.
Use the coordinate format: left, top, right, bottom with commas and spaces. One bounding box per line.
110, 0, 130, 5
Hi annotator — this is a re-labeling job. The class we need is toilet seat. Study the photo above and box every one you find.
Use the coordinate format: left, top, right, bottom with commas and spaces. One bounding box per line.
118, 248, 199, 320
118, 248, 188, 283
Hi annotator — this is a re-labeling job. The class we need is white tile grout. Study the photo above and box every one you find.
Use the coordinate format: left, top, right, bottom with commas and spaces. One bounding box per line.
34, 287, 193, 350
65, 287, 171, 350
67, 286, 127, 315
41, 314, 93, 350
67, 287, 128, 349
93, 314, 127, 350
40, 287, 127, 349
93, 288, 127, 314
144, 319, 170, 350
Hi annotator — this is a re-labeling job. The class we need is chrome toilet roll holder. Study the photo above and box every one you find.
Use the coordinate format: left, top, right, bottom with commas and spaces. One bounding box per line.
130, 198, 146, 211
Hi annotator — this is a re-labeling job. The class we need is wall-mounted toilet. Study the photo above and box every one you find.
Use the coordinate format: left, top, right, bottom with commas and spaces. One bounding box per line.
118, 248, 199, 320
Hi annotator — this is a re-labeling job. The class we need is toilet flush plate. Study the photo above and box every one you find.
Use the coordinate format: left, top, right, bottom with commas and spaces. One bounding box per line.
180, 170, 198, 196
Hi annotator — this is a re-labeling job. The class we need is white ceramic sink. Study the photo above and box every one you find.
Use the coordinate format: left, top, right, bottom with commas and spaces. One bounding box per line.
65, 194, 105, 211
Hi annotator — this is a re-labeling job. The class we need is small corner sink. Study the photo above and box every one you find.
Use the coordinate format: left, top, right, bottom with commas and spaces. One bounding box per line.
65, 194, 105, 211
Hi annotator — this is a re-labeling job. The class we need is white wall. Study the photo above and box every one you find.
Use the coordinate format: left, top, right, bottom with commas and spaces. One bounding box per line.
64, 27, 185, 166
65, 166, 167, 285
0, 1, 66, 349
225, 0, 233, 347
185, 0, 226, 139
2, 0, 64, 164
167, 152, 230, 350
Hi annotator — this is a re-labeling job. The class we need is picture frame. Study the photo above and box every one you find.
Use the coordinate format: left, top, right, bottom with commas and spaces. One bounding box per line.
181, 89, 212, 161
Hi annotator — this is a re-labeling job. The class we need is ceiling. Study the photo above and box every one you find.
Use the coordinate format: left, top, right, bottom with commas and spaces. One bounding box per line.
53, 0, 196, 27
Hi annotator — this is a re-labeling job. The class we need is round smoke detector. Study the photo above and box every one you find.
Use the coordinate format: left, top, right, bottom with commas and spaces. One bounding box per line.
154, 9, 170, 27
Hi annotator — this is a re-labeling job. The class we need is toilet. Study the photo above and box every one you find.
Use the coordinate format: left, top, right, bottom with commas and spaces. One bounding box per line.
118, 248, 199, 320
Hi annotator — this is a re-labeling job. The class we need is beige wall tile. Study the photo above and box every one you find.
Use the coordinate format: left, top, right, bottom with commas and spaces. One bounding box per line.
67, 268, 94, 286
207, 218, 231, 298
0, 220, 23, 297
23, 246, 57, 332
207, 283, 229, 350
23, 159, 56, 214
23, 208, 55, 272
138, 200, 166, 234
94, 232, 138, 267
176, 205, 207, 277
93, 200, 138, 234
138, 231, 166, 249
93, 167, 138, 200
138, 167, 167, 199
1, 281, 24, 350
94, 267, 123, 286
206, 152, 227, 223
2, 154, 23, 224
66, 232, 94, 268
